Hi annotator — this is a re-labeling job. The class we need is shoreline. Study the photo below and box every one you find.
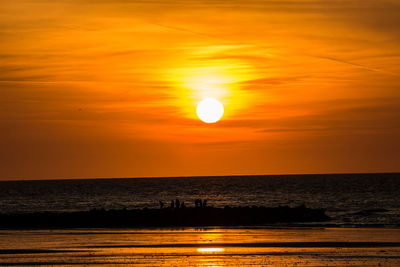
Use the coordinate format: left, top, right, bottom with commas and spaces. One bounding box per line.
1, 225, 400, 231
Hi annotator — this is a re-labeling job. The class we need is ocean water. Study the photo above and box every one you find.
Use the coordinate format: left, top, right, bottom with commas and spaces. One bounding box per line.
0, 173, 399, 227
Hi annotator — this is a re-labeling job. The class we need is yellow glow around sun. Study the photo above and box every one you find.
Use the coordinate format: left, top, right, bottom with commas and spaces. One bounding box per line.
196, 98, 224, 123
163, 45, 259, 121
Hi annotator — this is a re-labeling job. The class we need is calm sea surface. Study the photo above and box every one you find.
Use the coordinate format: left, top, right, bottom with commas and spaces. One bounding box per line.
1, 173, 399, 227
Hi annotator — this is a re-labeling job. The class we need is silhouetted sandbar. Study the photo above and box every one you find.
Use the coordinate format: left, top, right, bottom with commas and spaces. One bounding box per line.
0, 205, 329, 229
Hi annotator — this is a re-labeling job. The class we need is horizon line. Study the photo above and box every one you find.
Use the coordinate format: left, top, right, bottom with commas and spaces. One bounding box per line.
1, 171, 399, 182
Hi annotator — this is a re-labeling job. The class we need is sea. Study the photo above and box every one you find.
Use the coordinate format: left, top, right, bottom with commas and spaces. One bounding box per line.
1, 173, 399, 227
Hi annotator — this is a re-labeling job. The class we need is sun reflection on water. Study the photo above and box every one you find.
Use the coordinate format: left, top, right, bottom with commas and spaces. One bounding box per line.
197, 247, 225, 253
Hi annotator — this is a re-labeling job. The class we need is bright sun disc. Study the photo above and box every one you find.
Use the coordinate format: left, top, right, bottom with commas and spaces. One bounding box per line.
196, 98, 224, 123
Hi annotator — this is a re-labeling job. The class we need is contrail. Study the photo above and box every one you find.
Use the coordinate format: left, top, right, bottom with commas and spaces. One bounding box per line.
150, 22, 237, 43
311, 55, 400, 77
150, 22, 400, 77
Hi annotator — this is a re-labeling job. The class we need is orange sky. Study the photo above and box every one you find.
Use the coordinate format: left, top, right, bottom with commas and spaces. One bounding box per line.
1, 0, 400, 179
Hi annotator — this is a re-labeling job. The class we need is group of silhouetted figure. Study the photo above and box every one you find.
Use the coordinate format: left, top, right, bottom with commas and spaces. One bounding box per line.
195, 199, 207, 208
159, 199, 207, 209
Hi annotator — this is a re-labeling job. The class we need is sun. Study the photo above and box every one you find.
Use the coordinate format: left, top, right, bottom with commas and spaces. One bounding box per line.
196, 98, 224, 123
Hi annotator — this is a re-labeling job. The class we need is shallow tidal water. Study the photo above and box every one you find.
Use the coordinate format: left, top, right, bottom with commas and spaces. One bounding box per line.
1, 227, 400, 266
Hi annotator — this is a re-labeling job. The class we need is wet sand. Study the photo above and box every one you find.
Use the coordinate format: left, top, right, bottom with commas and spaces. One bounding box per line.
0, 227, 399, 266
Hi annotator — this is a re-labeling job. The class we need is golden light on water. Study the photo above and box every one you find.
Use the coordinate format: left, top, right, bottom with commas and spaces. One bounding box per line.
197, 248, 225, 253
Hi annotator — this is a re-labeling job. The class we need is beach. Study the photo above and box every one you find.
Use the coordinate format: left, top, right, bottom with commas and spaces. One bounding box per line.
1, 175, 399, 265
1, 0, 399, 264
1, 227, 400, 266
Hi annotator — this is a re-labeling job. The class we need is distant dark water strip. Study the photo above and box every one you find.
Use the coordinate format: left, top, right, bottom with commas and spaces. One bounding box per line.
0, 262, 127, 266
0, 249, 88, 254
84, 242, 400, 248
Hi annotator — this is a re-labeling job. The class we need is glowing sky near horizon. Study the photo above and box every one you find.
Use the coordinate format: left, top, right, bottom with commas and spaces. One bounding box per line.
0, 0, 399, 179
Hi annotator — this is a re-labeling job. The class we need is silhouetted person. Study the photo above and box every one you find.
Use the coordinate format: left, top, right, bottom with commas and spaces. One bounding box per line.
175, 199, 180, 209
195, 199, 201, 208
159, 201, 164, 209
203, 199, 207, 208
181, 202, 185, 208
200, 199, 203, 208
170, 200, 174, 208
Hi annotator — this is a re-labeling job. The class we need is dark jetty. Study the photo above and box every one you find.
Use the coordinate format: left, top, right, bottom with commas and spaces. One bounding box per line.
0, 205, 330, 229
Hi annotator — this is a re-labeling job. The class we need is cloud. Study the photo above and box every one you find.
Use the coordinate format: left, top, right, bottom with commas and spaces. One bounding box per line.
1, 0, 400, 178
